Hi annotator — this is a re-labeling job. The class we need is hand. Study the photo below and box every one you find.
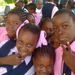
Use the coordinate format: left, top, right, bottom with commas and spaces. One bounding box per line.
0, 54, 23, 65
61, 42, 75, 73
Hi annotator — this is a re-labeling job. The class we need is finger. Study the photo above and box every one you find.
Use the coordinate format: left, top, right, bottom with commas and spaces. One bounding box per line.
60, 44, 66, 50
66, 42, 71, 51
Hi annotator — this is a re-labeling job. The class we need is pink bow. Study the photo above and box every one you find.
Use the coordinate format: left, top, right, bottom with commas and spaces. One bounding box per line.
16, 20, 29, 39
36, 30, 48, 48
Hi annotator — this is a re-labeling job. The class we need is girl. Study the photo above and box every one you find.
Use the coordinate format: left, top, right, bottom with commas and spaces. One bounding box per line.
0, 7, 27, 43
0, 8, 28, 67
26, 13, 35, 25
39, 18, 55, 42
0, 23, 40, 75
33, 45, 55, 75
51, 9, 75, 75
26, 3, 41, 26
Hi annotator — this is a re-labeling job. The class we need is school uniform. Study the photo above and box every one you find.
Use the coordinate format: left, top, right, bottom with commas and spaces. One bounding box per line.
42, 2, 58, 19
0, 40, 34, 75
54, 41, 75, 75
0, 27, 9, 43
33, 13, 42, 26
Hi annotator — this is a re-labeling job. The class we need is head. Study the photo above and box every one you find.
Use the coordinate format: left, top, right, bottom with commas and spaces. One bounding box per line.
52, 9, 75, 45
16, 23, 40, 58
36, 0, 43, 9
15, 1, 23, 8
26, 3, 36, 13
5, 8, 27, 39
26, 13, 35, 24
39, 18, 55, 39
33, 45, 55, 75
65, 0, 73, 9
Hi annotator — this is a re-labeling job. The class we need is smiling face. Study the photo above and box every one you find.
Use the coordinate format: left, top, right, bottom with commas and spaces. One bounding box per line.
5, 14, 22, 39
16, 30, 39, 58
33, 55, 53, 75
42, 21, 54, 38
27, 14, 35, 24
52, 13, 75, 45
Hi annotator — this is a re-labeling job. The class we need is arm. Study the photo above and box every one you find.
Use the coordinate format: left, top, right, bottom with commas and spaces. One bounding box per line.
0, 54, 22, 65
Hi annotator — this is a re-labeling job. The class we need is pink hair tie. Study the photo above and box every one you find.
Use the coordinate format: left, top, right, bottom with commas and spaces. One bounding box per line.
36, 30, 48, 48
16, 20, 29, 39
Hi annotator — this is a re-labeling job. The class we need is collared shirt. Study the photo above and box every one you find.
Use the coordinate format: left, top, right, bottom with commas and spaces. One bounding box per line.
0, 46, 34, 75
0, 27, 9, 43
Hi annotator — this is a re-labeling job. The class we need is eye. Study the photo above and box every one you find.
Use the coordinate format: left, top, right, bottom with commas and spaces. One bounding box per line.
47, 65, 53, 69
26, 44, 33, 48
6, 21, 9, 24
62, 24, 68, 29
15, 22, 18, 25
18, 40, 23, 45
39, 65, 44, 68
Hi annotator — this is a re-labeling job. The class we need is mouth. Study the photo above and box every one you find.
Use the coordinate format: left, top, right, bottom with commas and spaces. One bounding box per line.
59, 38, 69, 44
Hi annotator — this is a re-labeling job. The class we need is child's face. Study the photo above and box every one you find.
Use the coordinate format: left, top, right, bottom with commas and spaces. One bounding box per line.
52, 13, 75, 45
16, 30, 39, 58
42, 21, 54, 38
6, 14, 22, 38
36, 2, 43, 9
27, 15, 35, 24
33, 55, 53, 75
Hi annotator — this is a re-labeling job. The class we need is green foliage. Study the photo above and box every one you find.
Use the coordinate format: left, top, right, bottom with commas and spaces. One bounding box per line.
0, 0, 16, 6
4, 0, 16, 4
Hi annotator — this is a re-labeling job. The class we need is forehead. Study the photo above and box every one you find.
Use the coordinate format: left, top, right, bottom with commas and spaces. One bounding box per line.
52, 13, 73, 26
43, 21, 53, 28
7, 14, 21, 21
18, 30, 38, 42
35, 55, 53, 65
36, 1, 43, 4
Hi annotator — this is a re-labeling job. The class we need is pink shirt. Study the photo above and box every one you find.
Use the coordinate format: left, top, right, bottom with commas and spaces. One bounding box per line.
0, 27, 9, 43
33, 13, 42, 26
54, 41, 75, 75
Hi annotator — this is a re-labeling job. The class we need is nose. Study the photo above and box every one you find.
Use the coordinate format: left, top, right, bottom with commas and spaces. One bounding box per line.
42, 67, 47, 73
58, 27, 63, 35
22, 45, 28, 52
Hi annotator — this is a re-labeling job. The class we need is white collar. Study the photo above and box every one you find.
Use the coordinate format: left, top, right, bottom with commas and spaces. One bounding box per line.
10, 47, 32, 65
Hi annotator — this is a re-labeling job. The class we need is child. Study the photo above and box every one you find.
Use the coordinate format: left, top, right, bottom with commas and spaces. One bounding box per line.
0, 7, 27, 43
33, 45, 55, 75
26, 13, 35, 24
36, 0, 43, 17
39, 18, 55, 42
5, 7, 27, 39
26, 3, 41, 26
0, 23, 40, 75
51, 9, 75, 75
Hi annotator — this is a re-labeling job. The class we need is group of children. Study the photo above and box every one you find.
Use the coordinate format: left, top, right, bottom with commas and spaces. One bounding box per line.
0, 0, 75, 75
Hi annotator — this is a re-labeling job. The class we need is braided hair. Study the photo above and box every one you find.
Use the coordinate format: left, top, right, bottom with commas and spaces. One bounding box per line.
33, 45, 55, 64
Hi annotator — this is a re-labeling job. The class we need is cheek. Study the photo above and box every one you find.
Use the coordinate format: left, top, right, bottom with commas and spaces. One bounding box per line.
35, 65, 41, 72
47, 68, 53, 73
16, 43, 22, 51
